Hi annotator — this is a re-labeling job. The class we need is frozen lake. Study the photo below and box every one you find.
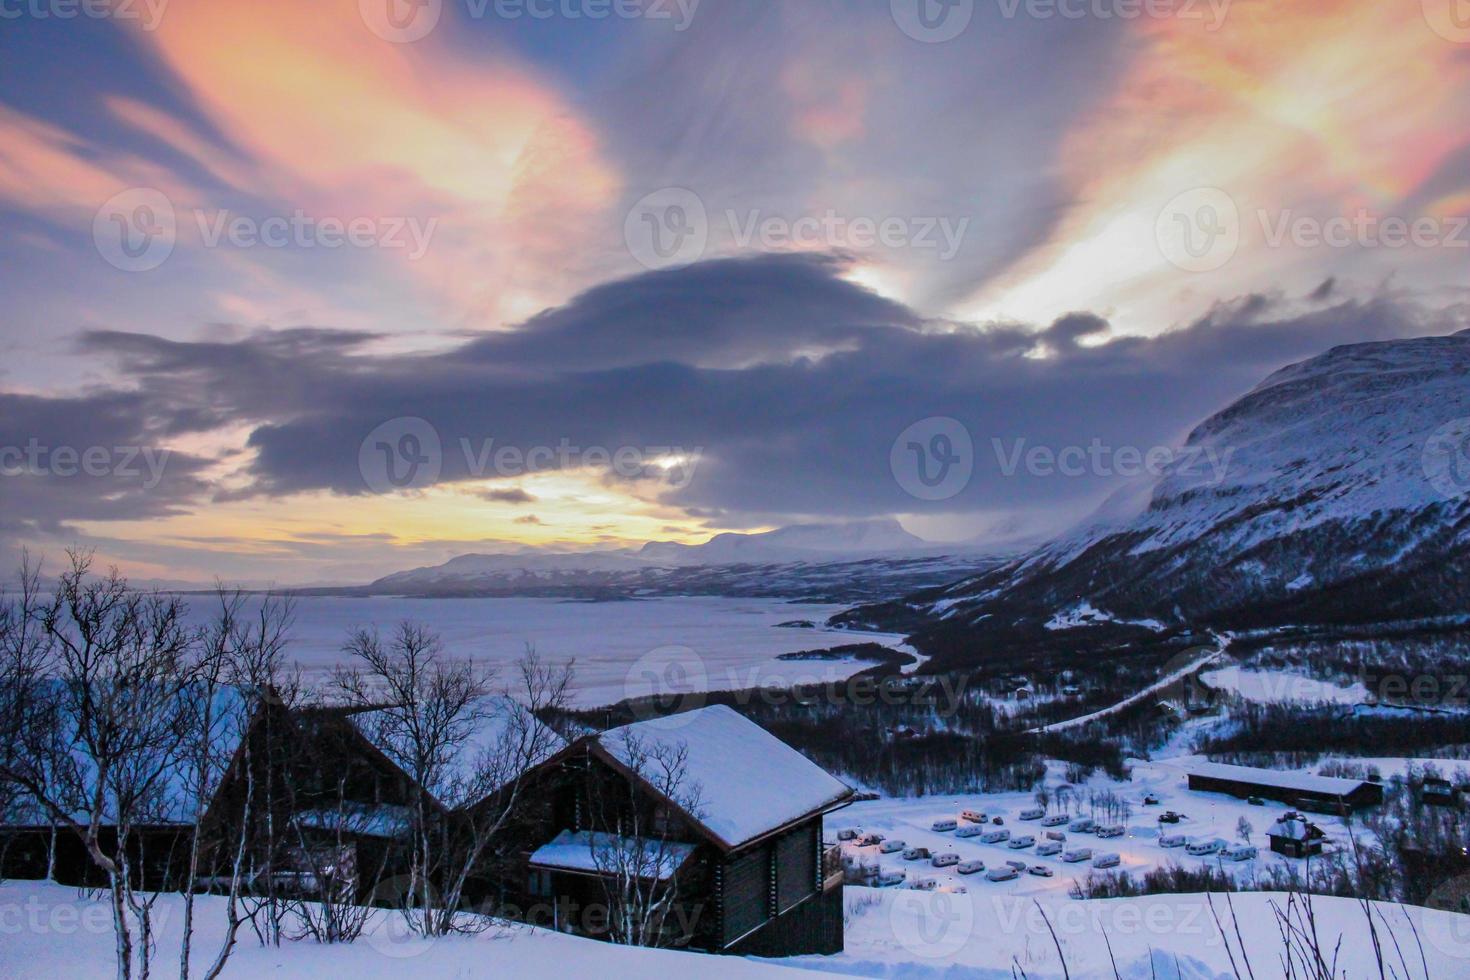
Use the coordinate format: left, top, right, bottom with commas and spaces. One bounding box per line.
183, 595, 907, 707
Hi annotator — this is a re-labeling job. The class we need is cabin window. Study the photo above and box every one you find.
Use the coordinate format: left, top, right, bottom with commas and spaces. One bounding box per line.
775, 823, 818, 912
527, 869, 553, 898
723, 845, 771, 942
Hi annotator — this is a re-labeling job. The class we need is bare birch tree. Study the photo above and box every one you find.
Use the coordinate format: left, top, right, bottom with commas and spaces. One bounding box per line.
0, 551, 196, 980
585, 730, 703, 948
334, 625, 571, 937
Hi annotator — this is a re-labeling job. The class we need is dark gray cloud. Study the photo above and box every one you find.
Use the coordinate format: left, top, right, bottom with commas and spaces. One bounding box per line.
42, 253, 1463, 545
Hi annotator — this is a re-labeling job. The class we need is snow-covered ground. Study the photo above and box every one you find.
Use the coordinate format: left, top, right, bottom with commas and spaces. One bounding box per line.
6, 756, 1465, 979
6, 870, 1465, 980
817, 885, 1466, 978
813, 757, 1470, 976
1200, 665, 1368, 705
827, 759, 1367, 900
0, 881, 814, 979
177, 596, 907, 707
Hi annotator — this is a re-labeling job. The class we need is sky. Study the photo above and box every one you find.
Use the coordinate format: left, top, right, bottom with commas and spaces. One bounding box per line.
1, 0, 1468, 586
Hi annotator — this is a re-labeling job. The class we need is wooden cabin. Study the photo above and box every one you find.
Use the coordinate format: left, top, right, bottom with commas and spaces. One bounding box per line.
1266, 813, 1326, 859
492, 705, 853, 956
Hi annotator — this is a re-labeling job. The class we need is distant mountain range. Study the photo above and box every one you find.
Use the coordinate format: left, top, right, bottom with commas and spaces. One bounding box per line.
839, 332, 1470, 666
322, 519, 1009, 603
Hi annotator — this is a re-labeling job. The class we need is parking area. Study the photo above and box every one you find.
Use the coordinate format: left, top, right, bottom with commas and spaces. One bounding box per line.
829, 757, 1363, 895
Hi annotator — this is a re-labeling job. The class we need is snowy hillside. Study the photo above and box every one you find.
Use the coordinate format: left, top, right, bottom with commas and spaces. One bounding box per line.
350, 520, 1003, 602
842, 332, 1470, 660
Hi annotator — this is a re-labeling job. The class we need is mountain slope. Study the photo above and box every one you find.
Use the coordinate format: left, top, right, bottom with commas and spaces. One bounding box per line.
839, 332, 1470, 663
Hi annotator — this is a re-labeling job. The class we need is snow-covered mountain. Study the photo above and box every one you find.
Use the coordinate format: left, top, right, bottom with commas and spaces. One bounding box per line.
840, 332, 1470, 658
353, 520, 1004, 602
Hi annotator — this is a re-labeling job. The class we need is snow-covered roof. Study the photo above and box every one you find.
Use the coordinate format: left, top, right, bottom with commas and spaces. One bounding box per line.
594, 705, 852, 851
6, 683, 255, 828
348, 695, 566, 808
528, 830, 697, 882
293, 803, 412, 840
1184, 761, 1373, 797
1267, 817, 1322, 841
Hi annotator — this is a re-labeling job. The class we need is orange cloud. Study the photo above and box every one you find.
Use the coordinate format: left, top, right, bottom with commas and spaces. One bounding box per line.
123, 0, 622, 329
969, 0, 1470, 333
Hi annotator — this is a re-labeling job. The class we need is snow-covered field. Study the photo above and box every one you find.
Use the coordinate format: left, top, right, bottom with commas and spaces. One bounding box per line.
827, 759, 1373, 900
5, 756, 1465, 979
0, 881, 811, 979
1200, 665, 1368, 706
820, 885, 1467, 978
178, 596, 907, 707
6, 871, 1466, 979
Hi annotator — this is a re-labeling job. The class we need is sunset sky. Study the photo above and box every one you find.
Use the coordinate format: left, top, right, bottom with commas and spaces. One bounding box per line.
2, 0, 1468, 585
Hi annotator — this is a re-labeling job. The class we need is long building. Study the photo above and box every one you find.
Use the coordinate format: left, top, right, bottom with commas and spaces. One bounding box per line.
1183, 761, 1384, 813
